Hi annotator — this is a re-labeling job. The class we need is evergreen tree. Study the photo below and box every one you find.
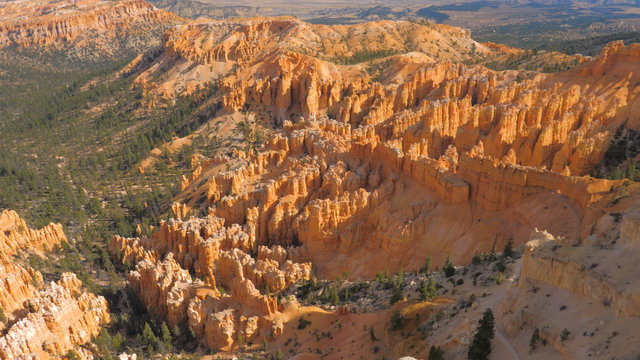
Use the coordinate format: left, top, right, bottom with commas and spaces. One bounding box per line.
419, 277, 437, 301
529, 328, 540, 351
421, 254, 432, 274
428, 345, 445, 360
489, 237, 497, 261
161, 322, 172, 349
331, 285, 339, 306
142, 322, 157, 350
427, 276, 436, 300
390, 285, 404, 305
468, 308, 495, 360
443, 256, 456, 278
503, 237, 513, 258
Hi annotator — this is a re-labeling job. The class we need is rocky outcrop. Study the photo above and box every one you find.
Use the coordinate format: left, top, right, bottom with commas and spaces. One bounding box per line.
0, 210, 67, 256
139, 17, 492, 104
167, 111, 614, 279
0, 0, 178, 49
110, 214, 311, 350
519, 228, 640, 317
0, 211, 110, 360
0, 273, 109, 359
143, 17, 639, 180
499, 211, 640, 359
153, 39, 640, 279
0, 255, 42, 315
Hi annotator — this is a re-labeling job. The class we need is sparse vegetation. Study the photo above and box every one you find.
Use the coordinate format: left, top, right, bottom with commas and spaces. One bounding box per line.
390, 309, 405, 331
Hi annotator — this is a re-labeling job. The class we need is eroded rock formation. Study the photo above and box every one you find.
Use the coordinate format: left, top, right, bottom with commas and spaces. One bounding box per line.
0, 211, 110, 359
0, 0, 180, 59
110, 215, 311, 350
134, 21, 640, 282
0, 273, 110, 360
120, 16, 640, 355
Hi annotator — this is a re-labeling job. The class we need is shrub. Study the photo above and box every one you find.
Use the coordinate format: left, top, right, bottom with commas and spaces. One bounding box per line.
560, 328, 570, 342
66, 350, 81, 360
298, 316, 312, 330
472, 252, 484, 265
443, 256, 456, 278
529, 328, 540, 350
494, 256, 506, 273
390, 310, 405, 330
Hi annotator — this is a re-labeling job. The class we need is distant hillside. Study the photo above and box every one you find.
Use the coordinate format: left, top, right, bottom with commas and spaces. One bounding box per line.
536, 31, 640, 56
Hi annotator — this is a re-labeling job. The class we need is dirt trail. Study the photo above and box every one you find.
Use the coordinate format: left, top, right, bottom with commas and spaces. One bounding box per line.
488, 259, 523, 360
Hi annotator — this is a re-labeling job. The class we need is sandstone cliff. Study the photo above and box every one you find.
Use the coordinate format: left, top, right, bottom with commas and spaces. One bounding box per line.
114, 16, 640, 357
0, 273, 110, 360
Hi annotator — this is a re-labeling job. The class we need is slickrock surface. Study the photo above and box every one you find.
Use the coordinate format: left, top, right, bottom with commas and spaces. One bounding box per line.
110, 215, 311, 350
0, 210, 110, 359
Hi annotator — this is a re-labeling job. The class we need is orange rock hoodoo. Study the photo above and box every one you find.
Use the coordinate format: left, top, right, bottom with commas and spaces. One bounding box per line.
0, 210, 67, 256
0, 0, 178, 48
0, 210, 110, 359
131, 19, 640, 280
109, 215, 311, 351
122, 16, 640, 352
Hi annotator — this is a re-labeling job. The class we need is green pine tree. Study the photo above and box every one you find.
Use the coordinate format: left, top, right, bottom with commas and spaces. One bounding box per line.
428, 345, 445, 360
443, 255, 456, 278
161, 322, 172, 349
421, 254, 432, 274
468, 308, 495, 360
503, 237, 513, 258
